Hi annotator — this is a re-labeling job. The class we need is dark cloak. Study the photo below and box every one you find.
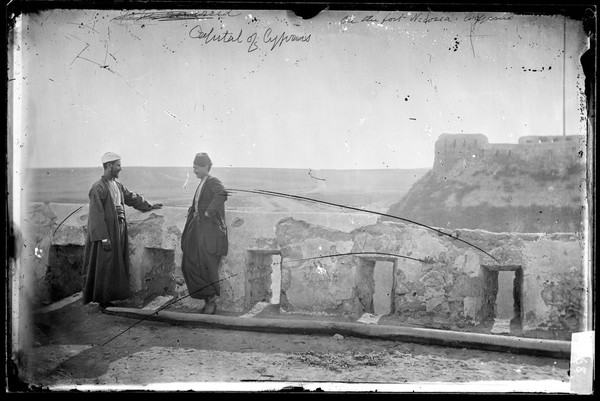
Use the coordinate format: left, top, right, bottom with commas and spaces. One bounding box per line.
181, 175, 228, 300
82, 177, 152, 304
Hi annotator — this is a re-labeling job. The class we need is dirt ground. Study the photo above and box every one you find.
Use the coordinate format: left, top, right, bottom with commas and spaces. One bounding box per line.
17, 299, 572, 392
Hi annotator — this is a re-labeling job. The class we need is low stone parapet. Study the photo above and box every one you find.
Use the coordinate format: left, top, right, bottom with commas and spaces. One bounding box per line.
20, 203, 377, 312
19, 202, 586, 337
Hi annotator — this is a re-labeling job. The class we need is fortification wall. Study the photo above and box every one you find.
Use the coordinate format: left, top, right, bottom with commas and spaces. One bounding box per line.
19, 203, 587, 338
433, 133, 586, 174
20, 203, 378, 313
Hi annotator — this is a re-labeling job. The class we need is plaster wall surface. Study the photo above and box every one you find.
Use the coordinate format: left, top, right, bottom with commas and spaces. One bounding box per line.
21, 203, 376, 312
274, 218, 586, 337
21, 203, 586, 337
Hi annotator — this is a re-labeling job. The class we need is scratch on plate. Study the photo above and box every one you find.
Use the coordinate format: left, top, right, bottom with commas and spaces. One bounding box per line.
164, 111, 191, 127
70, 104, 99, 114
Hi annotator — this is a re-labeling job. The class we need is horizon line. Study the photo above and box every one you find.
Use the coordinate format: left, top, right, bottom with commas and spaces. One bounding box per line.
24, 166, 433, 171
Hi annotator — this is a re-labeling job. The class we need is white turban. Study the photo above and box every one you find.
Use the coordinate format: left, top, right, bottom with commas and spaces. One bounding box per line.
101, 152, 121, 164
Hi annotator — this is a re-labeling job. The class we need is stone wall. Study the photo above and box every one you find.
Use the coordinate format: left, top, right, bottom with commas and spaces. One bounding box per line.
20, 202, 586, 337
20, 203, 376, 312
433, 133, 586, 174
274, 218, 587, 336
389, 132, 587, 234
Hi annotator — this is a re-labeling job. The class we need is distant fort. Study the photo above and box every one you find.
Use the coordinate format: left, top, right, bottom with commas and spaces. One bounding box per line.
433, 133, 586, 174
386, 133, 587, 233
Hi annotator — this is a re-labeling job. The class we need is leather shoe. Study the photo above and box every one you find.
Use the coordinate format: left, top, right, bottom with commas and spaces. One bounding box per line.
204, 299, 217, 315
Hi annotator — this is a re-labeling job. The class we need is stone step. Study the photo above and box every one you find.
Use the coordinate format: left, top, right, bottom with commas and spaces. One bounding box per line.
357, 313, 383, 325
35, 292, 82, 314
142, 295, 175, 311
490, 318, 512, 334
240, 301, 272, 318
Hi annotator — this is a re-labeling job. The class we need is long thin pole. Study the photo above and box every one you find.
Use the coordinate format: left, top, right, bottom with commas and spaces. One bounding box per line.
227, 188, 499, 262
563, 15, 566, 136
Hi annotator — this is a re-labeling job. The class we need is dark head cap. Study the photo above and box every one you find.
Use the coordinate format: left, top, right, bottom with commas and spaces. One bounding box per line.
194, 152, 212, 167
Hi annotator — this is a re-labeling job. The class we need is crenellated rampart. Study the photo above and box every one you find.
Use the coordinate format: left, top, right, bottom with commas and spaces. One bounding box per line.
433, 133, 586, 174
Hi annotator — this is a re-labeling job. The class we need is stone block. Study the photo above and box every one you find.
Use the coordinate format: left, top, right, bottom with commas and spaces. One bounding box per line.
420, 270, 445, 287
453, 251, 481, 277
396, 297, 426, 313
136, 247, 176, 302
284, 261, 355, 312
426, 296, 447, 313
26, 203, 56, 226
394, 282, 410, 295
396, 259, 425, 283
451, 275, 482, 298
423, 286, 445, 299
463, 296, 480, 319
52, 225, 86, 246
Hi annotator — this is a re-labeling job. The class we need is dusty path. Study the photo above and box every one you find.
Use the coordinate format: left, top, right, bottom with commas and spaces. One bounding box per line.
23, 300, 570, 391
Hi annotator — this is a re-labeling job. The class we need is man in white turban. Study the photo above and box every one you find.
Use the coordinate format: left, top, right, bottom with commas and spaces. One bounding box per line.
83, 152, 163, 308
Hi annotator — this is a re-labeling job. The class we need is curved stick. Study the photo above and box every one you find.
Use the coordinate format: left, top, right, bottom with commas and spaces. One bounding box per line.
227, 188, 499, 263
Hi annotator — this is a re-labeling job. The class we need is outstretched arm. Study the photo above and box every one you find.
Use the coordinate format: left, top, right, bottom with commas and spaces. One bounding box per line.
120, 183, 162, 212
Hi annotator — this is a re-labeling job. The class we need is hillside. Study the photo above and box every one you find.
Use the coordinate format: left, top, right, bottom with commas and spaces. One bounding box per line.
384, 134, 587, 234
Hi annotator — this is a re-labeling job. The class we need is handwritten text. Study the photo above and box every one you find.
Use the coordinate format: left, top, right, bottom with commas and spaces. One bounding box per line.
113, 10, 241, 23
340, 11, 513, 26
189, 25, 311, 53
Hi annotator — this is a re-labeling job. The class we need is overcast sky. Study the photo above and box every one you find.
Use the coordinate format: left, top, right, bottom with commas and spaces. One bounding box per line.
12, 8, 589, 169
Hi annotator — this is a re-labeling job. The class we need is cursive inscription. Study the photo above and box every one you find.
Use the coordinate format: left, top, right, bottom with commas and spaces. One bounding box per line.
340, 11, 513, 26
408, 12, 452, 23
263, 28, 311, 51
189, 25, 311, 53
361, 15, 379, 23
342, 11, 453, 25
189, 25, 244, 44
464, 12, 513, 26
381, 13, 408, 24
113, 10, 241, 22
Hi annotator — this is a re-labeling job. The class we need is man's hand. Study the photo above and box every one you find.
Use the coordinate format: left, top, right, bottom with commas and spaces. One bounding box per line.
102, 239, 112, 252
150, 203, 163, 210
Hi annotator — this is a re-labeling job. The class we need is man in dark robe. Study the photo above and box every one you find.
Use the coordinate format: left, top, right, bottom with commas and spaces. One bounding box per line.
83, 152, 162, 308
181, 152, 228, 314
